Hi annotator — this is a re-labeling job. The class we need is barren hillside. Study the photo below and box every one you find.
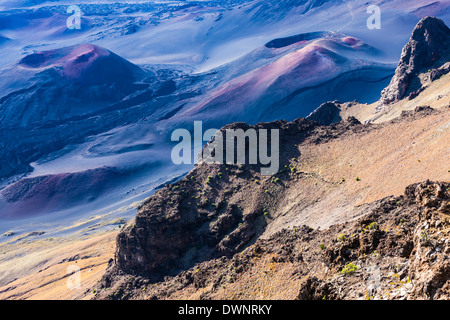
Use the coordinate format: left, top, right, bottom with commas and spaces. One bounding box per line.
96, 101, 449, 300
0, 16, 448, 301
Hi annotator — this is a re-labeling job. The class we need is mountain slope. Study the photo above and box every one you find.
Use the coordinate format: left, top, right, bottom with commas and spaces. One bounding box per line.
91, 16, 450, 300
0, 14, 449, 300
95, 102, 450, 300
0, 44, 152, 128
173, 32, 392, 124
1, 96, 447, 300
0, 32, 392, 222
1, 1, 449, 225
100, 180, 450, 300
0, 44, 181, 185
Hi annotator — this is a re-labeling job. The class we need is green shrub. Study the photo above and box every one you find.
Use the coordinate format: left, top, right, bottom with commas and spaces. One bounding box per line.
367, 222, 378, 230
341, 263, 358, 275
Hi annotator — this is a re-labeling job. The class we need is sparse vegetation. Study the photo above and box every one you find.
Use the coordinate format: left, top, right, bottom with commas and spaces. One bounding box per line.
341, 263, 358, 275
367, 222, 378, 230
420, 230, 429, 243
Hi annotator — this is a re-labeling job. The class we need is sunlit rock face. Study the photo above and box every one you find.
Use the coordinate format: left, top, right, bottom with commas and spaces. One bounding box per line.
379, 17, 450, 106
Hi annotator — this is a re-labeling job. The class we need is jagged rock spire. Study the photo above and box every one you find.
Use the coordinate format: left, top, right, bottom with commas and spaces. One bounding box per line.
379, 16, 450, 107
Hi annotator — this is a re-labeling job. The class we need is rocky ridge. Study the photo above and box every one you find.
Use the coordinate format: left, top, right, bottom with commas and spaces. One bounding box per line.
96, 104, 450, 300
101, 117, 359, 284
98, 178, 449, 300
305, 100, 343, 126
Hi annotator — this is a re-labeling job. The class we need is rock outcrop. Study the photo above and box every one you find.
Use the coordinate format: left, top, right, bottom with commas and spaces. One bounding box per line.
100, 116, 371, 288
378, 17, 450, 108
306, 100, 342, 125
101, 118, 318, 284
